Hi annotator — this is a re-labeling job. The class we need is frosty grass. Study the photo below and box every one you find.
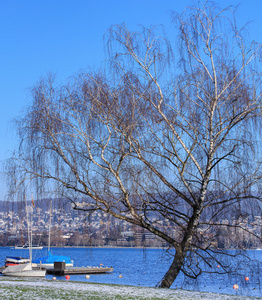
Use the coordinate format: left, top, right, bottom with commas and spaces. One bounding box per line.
0, 278, 261, 300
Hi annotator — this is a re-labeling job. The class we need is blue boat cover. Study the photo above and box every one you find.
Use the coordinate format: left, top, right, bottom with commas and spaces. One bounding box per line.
32, 251, 72, 264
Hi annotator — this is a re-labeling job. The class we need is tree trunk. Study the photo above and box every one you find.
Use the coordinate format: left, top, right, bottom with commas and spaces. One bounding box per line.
157, 206, 201, 288
156, 248, 187, 288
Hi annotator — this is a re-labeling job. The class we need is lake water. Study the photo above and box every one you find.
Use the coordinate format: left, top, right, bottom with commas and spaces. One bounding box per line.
0, 247, 262, 297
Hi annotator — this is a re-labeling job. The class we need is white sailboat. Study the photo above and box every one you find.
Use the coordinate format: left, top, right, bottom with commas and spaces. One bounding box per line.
3, 194, 46, 277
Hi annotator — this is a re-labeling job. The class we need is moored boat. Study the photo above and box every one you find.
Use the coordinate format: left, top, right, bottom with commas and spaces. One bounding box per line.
33, 200, 73, 269
2, 194, 46, 277
5, 256, 30, 267
2, 262, 46, 277
33, 251, 73, 269
15, 244, 43, 250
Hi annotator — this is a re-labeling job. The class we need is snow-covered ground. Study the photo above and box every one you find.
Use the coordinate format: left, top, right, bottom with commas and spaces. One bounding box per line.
0, 278, 261, 300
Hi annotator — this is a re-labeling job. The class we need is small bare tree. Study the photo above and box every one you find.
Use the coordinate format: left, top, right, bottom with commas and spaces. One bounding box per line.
7, 1, 262, 288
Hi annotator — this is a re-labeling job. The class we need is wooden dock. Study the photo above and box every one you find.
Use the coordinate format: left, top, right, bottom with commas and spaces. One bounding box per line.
46, 262, 113, 275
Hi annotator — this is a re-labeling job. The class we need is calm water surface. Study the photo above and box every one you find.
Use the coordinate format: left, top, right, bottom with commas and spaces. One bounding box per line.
0, 247, 262, 297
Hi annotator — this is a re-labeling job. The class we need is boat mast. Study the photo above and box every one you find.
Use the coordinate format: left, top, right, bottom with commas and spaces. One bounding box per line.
48, 200, 52, 252
29, 193, 35, 262
25, 193, 32, 263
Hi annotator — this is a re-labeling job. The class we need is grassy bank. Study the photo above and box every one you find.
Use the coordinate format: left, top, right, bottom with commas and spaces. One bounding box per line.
0, 278, 261, 300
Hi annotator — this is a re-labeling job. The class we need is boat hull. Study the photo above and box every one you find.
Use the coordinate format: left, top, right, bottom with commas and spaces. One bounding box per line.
5, 256, 30, 267
15, 246, 43, 250
2, 270, 46, 277
2, 263, 46, 277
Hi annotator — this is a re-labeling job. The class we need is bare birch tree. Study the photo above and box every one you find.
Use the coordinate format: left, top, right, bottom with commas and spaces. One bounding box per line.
7, 1, 262, 288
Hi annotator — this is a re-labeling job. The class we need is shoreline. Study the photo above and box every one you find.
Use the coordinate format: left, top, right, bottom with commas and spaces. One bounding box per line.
2, 245, 261, 250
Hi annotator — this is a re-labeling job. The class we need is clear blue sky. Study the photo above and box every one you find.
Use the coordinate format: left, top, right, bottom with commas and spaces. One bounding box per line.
0, 0, 261, 199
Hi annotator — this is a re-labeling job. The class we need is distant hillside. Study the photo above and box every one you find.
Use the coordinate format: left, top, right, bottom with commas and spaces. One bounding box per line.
0, 198, 73, 213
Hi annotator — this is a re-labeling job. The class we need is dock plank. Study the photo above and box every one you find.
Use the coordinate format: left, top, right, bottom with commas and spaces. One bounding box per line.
47, 266, 113, 275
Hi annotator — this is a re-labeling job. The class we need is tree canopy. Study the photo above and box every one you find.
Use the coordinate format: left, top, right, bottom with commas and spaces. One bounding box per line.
7, 1, 262, 288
